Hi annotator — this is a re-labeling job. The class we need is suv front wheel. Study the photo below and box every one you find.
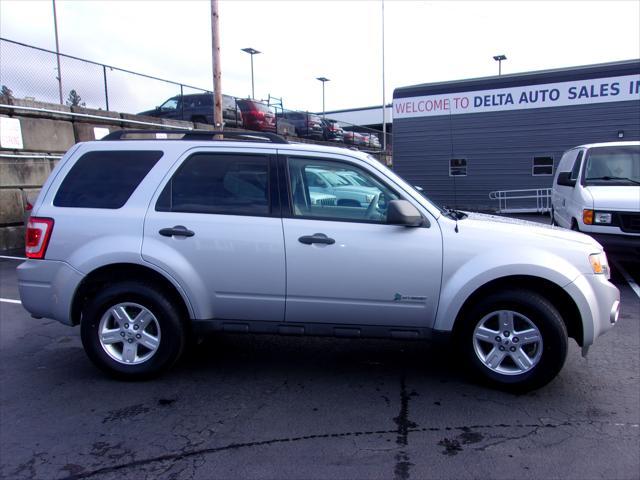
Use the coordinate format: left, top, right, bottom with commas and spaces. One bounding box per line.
80, 282, 185, 379
458, 289, 568, 392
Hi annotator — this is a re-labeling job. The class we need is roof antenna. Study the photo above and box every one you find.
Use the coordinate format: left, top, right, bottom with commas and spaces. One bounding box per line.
447, 108, 459, 233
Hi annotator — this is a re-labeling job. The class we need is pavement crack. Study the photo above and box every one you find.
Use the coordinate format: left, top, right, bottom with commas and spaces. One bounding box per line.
58, 420, 636, 479
393, 374, 416, 480
474, 426, 541, 451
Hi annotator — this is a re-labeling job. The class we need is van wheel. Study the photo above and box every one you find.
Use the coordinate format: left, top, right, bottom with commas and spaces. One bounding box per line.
571, 219, 580, 231
80, 282, 185, 379
457, 289, 568, 392
550, 209, 557, 226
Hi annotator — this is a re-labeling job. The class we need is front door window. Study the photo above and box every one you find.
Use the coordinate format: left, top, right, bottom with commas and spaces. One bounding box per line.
288, 157, 398, 222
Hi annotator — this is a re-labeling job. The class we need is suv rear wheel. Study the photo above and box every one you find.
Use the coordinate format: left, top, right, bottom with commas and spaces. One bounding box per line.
80, 282, 185, 379
458, 289, 568, 392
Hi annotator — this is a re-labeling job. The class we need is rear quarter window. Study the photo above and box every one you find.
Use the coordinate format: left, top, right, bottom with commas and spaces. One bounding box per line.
53, 150, 163, 209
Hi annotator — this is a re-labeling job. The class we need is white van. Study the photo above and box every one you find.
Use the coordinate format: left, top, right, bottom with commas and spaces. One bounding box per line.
551, 141, 640, 253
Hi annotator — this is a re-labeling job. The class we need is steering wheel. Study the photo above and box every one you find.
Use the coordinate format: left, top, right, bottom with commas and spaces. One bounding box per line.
365, 193, 381, 219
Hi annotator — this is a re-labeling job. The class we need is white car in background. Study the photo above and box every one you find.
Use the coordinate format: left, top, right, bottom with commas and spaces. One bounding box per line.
551, 141, 640, 254
307, 167, 380, 207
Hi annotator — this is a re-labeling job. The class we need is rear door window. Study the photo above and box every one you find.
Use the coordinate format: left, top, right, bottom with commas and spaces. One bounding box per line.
54, 150, 163, 209
156, 153, 271, 216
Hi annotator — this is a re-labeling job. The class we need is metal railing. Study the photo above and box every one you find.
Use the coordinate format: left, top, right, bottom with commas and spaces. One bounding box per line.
489, 188, 552, 213
0, 37, 391, 156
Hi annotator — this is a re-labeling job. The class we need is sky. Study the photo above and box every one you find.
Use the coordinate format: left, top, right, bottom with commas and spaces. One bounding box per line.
1, 0, 639, 115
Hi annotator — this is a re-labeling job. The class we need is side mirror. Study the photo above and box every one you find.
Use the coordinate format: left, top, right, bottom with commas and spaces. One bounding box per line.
557, 172, 576, 187
387, 200, 425, 227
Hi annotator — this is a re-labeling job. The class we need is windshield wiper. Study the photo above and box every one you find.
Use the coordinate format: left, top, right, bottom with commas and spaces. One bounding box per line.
586, 176, 640, 185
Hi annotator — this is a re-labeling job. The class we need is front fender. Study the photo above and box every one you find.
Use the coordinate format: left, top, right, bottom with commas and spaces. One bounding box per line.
434, 248, 583, 332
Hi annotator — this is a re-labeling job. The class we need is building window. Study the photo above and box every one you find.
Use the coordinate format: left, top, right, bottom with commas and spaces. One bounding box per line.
449, 158, 467, 176
532, 156, 554, 176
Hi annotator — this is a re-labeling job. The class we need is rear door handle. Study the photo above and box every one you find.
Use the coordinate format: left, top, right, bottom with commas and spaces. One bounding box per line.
298, 233, 335, 245
159, 225, 195, 237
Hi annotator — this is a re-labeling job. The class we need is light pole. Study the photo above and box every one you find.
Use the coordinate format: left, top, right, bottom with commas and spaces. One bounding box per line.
493, 54, 507, 76
241, 47, 260, 99
316, 77, 329, 118
381, 0, 386, 152
52, 0, 63, 104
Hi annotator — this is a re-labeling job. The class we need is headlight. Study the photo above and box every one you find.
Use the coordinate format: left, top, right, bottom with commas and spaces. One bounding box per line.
589, 252, 610, 279
583, 209, 613, 225
594, 212, 612, 224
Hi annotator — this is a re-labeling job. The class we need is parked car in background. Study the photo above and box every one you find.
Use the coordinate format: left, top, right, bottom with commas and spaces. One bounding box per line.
336, 170, 375, 188
321, 119, 344, 142
236, 100, 277, 132
138, 93, 243, 128
276, 111, 324, 139
551, 141, 640, 254
343, 131, 366, 146
362, 133, 382, 149
306, 167, 380, 207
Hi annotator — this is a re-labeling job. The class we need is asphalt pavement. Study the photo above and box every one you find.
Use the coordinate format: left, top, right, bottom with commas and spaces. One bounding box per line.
0, 250, 638, 480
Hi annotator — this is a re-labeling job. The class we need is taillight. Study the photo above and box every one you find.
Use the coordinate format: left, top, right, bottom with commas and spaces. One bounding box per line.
25, 217, 54, 259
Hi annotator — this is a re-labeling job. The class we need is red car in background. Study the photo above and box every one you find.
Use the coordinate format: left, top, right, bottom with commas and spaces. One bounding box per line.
236, 100, 277, 132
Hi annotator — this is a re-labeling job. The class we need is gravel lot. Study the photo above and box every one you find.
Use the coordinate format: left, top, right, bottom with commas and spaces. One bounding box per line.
1, 243, 638, 480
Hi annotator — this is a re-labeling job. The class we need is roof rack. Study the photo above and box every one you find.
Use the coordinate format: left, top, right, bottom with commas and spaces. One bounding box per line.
101, 129, 289, 144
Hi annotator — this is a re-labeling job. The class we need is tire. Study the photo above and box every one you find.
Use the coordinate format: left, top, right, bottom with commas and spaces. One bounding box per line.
191, 115, 208, 124
80, 281, 185, 379
457, 289, 568, 393
550, 208, 557, 226
571, 219, 580, 231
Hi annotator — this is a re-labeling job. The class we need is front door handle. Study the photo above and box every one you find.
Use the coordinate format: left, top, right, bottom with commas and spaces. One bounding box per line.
298, 233, 335, 245
159, 225, 195, 237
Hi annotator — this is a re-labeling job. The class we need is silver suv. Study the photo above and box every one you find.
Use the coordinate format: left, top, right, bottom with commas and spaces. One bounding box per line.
18, 130, 620, 391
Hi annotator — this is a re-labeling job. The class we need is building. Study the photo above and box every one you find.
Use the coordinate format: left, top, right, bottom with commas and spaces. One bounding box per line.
392, 60, 640, 211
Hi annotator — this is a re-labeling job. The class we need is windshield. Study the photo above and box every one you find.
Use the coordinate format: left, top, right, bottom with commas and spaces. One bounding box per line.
583, 145, 640, 186
160, 98, 179, 111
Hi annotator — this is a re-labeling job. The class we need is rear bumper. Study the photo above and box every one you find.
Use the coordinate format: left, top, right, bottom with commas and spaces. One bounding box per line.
564, 273, 620, 352
17, 259, 84, 325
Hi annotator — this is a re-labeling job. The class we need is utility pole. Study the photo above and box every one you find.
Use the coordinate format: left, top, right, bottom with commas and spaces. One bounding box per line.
381, 0, 387, 153
52, 0, 63, 104
211, 0, 223, 129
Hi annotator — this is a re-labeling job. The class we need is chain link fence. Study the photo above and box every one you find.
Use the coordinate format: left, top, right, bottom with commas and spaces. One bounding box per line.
0, 37, 391, 155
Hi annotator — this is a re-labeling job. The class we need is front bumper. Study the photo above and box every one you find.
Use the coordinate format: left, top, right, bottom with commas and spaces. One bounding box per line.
564, 273, 620, 355
17, 259, 84, 325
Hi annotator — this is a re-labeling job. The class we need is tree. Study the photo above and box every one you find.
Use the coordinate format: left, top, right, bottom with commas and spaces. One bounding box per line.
0, 85, 14, 102
66, 89, 85, 107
